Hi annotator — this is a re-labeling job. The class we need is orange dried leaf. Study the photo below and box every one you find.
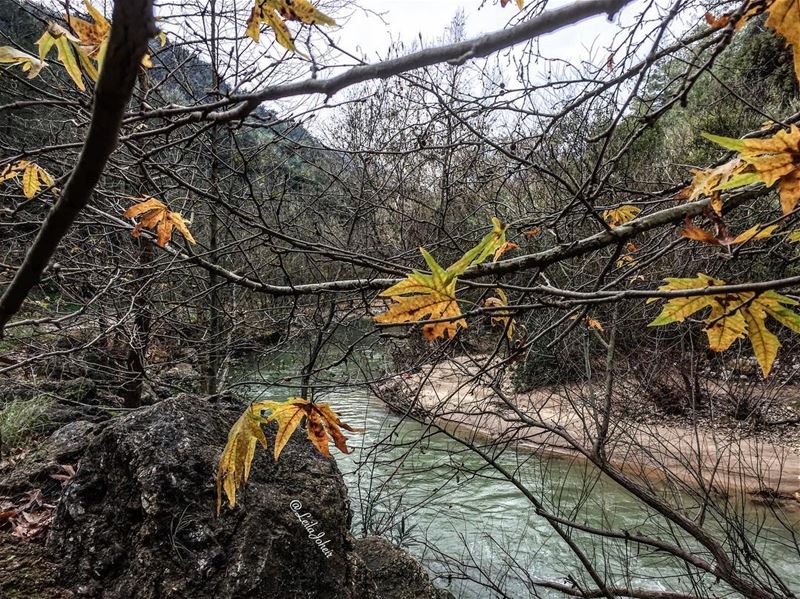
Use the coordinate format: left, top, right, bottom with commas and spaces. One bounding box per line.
680, 220, 720, 245
704, 11, 731, 29
522, 227, 542, 238
493, 241, 518, 262
570, 314, 605, 331
123, 197, 196, 247
586, 317, 604, 332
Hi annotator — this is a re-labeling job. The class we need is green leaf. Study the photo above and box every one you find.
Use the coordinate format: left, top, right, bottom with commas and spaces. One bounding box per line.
702, 132, 749, 153
715, 171, 764, 191
648, 296, 715, 326
764, 303, 800, 333
447, 217, 507, 276
420, 247, 449, 287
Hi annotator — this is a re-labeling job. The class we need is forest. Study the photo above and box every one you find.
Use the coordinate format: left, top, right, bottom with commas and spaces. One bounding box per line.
0, 0, 799, 597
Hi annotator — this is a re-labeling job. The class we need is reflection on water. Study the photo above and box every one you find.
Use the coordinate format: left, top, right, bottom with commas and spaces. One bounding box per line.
235, 346, 800, 598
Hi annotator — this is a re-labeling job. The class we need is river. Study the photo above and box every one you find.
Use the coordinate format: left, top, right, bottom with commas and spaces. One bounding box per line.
235, 345, 800, 598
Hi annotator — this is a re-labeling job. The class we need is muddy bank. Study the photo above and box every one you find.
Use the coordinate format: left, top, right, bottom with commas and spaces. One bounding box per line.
378, 357, 800, 506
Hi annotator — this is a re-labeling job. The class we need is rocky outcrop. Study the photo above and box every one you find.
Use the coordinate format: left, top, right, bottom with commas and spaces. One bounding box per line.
353, 537, 453, 599
23, 394, 447, 598
0, 420, 96, 496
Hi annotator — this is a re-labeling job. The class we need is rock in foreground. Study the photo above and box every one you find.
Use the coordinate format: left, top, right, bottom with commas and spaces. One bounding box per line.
41, 394, 445, 598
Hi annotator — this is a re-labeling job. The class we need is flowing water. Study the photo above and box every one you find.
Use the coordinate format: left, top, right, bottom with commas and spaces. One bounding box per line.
236, 346, 800, 598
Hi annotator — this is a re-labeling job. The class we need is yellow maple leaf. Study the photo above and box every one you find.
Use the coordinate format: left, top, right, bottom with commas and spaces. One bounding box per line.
0, 46, 46, 79
375, 254, 465, 341
484, 288, 514, 339
603, 204, 640, 228
246, 0, 335, 53
729, 224, 778, 244
216, 401, 271, 513
0, 160, 55, 199
704, 126, 800, 215
374, 218, 507, 341
37, 22, 86, 90
122, 197, 197, 248
36, 2, 152, 90
262, 398, 360, 460
648, 275, 800, 376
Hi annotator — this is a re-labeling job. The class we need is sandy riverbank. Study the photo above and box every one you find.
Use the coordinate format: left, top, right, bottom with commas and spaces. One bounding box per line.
378, 356, 800, 507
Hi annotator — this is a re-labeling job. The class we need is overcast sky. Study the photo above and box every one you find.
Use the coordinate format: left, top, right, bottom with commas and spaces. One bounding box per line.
328, 0, 638, 65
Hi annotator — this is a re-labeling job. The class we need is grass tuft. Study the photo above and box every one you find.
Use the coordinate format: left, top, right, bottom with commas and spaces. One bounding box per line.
0, 396, 53, 453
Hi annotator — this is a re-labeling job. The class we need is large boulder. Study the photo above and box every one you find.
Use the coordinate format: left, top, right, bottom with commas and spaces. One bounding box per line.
44, 394, 444, 598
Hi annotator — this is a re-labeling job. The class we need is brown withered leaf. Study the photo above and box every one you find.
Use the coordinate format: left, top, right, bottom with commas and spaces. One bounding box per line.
680, 215, 777, 246
50, 463, 76, 486
262, 398, 361, 460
